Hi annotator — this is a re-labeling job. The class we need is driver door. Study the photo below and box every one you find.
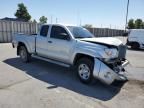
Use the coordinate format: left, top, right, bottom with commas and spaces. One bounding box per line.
47, 25, 73, 63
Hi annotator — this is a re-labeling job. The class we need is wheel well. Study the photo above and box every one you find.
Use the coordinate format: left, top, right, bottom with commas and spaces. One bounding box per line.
73, 53, 94, 65
17, 42, 26, 55
130, 42, 140, 46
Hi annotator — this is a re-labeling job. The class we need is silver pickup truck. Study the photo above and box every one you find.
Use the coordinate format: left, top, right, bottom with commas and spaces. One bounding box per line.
12, 24, 129, 85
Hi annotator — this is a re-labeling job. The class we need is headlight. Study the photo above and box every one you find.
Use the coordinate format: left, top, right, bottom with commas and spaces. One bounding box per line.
104, 49, 112, 56
104, 48, 118, 58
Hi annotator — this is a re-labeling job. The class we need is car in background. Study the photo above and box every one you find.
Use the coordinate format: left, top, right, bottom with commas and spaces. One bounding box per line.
127, 29, 144, 49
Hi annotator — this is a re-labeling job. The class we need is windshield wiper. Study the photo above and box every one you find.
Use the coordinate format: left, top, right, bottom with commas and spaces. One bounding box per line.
75, 37, 84, 39
75, 36, 92, 39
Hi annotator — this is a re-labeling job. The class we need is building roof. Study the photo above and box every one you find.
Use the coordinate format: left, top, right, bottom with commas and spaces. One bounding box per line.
0, 17, 27, 22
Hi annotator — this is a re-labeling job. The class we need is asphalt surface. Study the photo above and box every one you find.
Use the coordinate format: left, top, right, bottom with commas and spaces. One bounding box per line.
0, 39, 144, 108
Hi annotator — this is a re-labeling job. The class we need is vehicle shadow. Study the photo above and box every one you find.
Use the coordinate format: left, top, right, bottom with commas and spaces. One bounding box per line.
3, 57, 127, 101
127, 47, 144, 52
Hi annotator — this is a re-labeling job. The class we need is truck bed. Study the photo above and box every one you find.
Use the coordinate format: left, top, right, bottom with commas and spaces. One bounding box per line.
13, 34, 36, 53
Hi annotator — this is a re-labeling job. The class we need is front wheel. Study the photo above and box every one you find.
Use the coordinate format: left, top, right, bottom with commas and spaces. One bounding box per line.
131, 42, 139, 49
76, 58, 94, 84
19, 46, 31, 63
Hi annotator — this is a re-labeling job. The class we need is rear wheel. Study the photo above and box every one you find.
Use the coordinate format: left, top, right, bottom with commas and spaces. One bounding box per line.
76, 58, 94, 84
131, 42, 139, 49
19, 46, 31, 62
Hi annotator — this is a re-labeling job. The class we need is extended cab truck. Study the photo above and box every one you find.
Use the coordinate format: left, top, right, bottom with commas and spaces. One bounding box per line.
12, 24, 129, 85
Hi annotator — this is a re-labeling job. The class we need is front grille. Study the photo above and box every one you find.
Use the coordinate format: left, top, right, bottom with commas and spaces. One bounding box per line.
118, 44, 127, 59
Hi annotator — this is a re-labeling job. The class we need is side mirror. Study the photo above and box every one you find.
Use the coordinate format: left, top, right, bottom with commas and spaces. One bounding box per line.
59, 33, 70, 41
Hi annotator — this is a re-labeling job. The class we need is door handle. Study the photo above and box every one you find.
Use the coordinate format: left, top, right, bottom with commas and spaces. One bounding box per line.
48, 41, 52, 43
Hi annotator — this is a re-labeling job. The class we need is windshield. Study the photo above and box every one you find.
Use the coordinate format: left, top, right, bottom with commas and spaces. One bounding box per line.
67, 26, 94, 38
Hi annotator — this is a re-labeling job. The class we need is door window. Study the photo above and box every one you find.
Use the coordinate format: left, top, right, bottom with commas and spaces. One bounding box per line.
50, 26, 70, 40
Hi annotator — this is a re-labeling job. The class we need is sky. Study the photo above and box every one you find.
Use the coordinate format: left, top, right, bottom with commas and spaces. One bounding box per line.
0, 0, 144, 29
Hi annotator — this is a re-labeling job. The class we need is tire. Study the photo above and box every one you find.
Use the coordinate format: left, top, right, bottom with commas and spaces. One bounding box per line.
131, 42, 139, 49
76, 58, 94, 84
19, 46, 31, 63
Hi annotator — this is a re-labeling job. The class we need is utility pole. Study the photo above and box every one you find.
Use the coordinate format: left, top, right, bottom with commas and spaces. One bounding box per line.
101, 24, 102, 28
80, 19, 82, 26
51, 15, 53, 24
125, 0, 130, 30
109, 24, 111, 29
56, 18, 58, 23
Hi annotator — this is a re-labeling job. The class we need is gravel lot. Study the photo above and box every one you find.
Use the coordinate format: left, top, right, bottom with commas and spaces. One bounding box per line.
0, 38, 144, 108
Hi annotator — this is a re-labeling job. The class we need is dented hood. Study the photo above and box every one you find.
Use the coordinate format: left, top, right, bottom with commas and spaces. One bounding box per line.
79, 37, 123, 47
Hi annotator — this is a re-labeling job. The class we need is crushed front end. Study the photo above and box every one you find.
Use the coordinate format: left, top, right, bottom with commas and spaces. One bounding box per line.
93, 44, 129, 85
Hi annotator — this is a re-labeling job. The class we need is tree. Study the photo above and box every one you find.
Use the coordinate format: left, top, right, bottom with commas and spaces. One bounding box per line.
135, 19, 143, 29
142, 22, 144, 29
83, 24, 93, 28
128, 19, 135, 29
15, 3, 31, 21
32, 19, 37, 23
128, 18, 144, 29
39, 16, 47, 24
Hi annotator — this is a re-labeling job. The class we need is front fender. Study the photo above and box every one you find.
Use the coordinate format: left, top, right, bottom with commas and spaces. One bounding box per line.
75, 46, 102, 58
70, 47, 103, 64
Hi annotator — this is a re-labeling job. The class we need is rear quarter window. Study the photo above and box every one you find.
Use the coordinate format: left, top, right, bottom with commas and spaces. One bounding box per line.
40, 25, 49, 37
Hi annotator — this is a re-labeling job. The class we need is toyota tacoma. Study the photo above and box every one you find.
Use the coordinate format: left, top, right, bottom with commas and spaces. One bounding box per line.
12, 24, 129, 85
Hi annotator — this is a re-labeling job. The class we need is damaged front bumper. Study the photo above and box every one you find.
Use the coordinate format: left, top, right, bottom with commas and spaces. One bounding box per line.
93, 58, 129, 85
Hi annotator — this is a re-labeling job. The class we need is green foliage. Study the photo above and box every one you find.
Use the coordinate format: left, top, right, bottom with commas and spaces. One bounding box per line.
143, 22, 144, 28
15, 3, 31, 21
83, 24, 93, 28
135, 19, 143, 29
39, 16, 48, 24
128, 18, 144, 29
128, 19, 135, 29
32, 19, 37, 23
